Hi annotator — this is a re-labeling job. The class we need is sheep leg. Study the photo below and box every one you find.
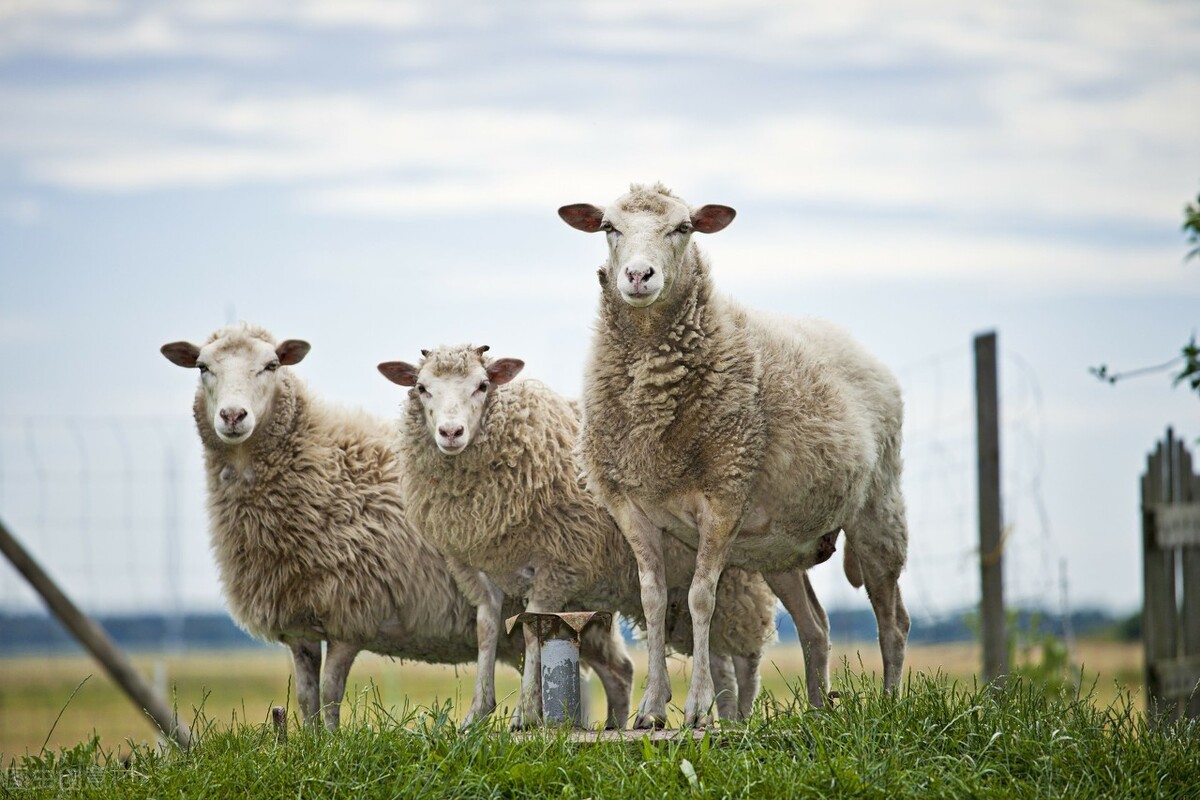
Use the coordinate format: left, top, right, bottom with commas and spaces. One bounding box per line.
512, 597, 551, 730
846, 488, 910, 693
289, 639, 323, 726
448, 559, 503, 725
869, 578, 908, 692
733, 651, 762, 721
710, 652, 739, 722
766, 567, 830, 706
858, 557, 909, 692
579, 621, 634, 730
683, 527, 734, 728
612, 501, 670, 729
319, 640, 361, 731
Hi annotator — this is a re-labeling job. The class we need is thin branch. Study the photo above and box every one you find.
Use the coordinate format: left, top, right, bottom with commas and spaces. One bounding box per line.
1089, 356, 1184, 385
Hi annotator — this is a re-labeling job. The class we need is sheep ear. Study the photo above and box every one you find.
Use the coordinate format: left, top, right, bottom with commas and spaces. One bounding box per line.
691, 205, 736, 234
558, 204, 605, 233
276, 340, 311, 366
161, 341, 200, 368
486, 358, 524, 385
378, 361, 420, 387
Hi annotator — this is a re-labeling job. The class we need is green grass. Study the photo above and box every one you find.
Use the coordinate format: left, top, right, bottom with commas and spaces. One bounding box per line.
4, 669, 1196, 799
0, 640, 1144, 762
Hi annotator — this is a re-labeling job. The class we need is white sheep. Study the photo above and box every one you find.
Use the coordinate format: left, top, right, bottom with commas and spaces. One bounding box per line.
159, 323, 631, 730
560, 183, 910, 728
378, 345, 777, 728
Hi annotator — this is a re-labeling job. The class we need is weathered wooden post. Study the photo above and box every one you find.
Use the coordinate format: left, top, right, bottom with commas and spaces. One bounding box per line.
0, 517, 192, 749
974, 331, 1007, 685
1142, 428, 1200, 725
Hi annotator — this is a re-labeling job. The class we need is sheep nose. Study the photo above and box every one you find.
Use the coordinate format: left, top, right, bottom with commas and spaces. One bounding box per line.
220, 407, 248, 426
625, 266, 655, 286
439, 425, 464, 440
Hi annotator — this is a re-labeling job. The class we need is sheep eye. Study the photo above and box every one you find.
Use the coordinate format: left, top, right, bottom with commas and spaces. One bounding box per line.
673, 223, 692, 235
599, 220, 612, 232
416, 383, 428, 395
197, 364, 210, 374
477, 381, 489, 393
264, 361, 280, 372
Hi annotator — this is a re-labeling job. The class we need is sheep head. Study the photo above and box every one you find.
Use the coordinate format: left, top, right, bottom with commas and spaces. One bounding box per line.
559, 182, 734, 309
161, 324, 309, 445
378, 345, 523, 456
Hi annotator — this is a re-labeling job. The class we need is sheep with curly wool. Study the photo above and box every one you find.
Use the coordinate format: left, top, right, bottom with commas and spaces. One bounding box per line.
560, 182, 910, 728
160, 323, 629, 730
379, 344, 776, 728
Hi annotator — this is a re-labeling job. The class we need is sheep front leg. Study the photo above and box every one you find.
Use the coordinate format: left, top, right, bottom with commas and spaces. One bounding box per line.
683, 500, 739, 728
766, 567, 830, 707
289, 639, 323, 726
320, 640, 361, 730
512, 597, 549, 730
612, 501, 670, 729
449, 559, 504, 726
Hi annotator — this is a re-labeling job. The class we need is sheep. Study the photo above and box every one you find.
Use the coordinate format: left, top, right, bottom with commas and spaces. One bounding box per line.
378, 344, 777, 728
159, 323, 630, 730
559, 182, 910, 728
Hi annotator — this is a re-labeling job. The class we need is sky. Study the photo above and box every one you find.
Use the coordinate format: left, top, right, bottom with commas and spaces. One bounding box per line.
1, 0, 1198, 623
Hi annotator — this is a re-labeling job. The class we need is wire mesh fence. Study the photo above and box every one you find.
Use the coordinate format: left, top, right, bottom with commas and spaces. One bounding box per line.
0, 345, 1064, 641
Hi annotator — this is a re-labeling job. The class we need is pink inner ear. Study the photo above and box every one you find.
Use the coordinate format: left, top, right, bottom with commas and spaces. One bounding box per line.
161, 341, 200, 368
486, 358, 525, 385
558, 204, 604, 233
691, 205, 736, 234
378, 361, 419, 386
276, 340, 311, 366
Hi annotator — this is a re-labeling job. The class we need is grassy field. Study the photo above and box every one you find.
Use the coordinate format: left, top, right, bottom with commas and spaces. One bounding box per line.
2, 652, 1195, 799
0, 639, 1143, 767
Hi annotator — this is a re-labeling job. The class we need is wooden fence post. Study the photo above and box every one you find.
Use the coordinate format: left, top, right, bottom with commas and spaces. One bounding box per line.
1142, 428, 1200, 726
0, 517, 192, 749
974, 331, 1006, 685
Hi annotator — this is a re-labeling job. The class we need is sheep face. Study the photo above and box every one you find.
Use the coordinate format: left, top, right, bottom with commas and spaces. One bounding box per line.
378, 346, 524, 456
559, 184, 736, 309
161, 332, 310, 445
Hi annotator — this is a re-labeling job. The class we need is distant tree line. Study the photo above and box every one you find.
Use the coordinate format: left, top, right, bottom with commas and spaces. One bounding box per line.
0, 606, 1137, 656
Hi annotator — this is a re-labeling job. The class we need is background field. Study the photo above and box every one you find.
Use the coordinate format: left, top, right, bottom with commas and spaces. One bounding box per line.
0, 639, 1142, 767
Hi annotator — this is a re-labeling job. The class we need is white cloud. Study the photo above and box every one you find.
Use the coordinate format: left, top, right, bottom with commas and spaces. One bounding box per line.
718, 231, 1196, 293
0, 0, 1195, 294
0, 2, 286, 61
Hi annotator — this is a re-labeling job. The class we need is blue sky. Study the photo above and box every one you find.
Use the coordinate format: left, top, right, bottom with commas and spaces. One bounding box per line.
1, 0, 1198, 619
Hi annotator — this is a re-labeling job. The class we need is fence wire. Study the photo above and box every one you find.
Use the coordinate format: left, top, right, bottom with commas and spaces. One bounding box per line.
0, 345, 1064, 642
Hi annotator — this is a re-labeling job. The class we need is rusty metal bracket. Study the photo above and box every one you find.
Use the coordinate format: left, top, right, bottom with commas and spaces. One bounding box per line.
505, 611, 613, 727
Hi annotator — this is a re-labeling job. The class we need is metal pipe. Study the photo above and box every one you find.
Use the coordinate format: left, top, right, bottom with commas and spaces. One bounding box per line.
506, 610, 613, 728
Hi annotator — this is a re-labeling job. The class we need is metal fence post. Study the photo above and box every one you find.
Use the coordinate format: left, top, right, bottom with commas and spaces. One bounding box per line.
506, 611, 613, 728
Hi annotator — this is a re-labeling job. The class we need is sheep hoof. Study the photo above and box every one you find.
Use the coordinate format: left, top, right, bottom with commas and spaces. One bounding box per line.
509, 704, 542, 731
633, 713, 667, 730
460, 703, 495, 728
